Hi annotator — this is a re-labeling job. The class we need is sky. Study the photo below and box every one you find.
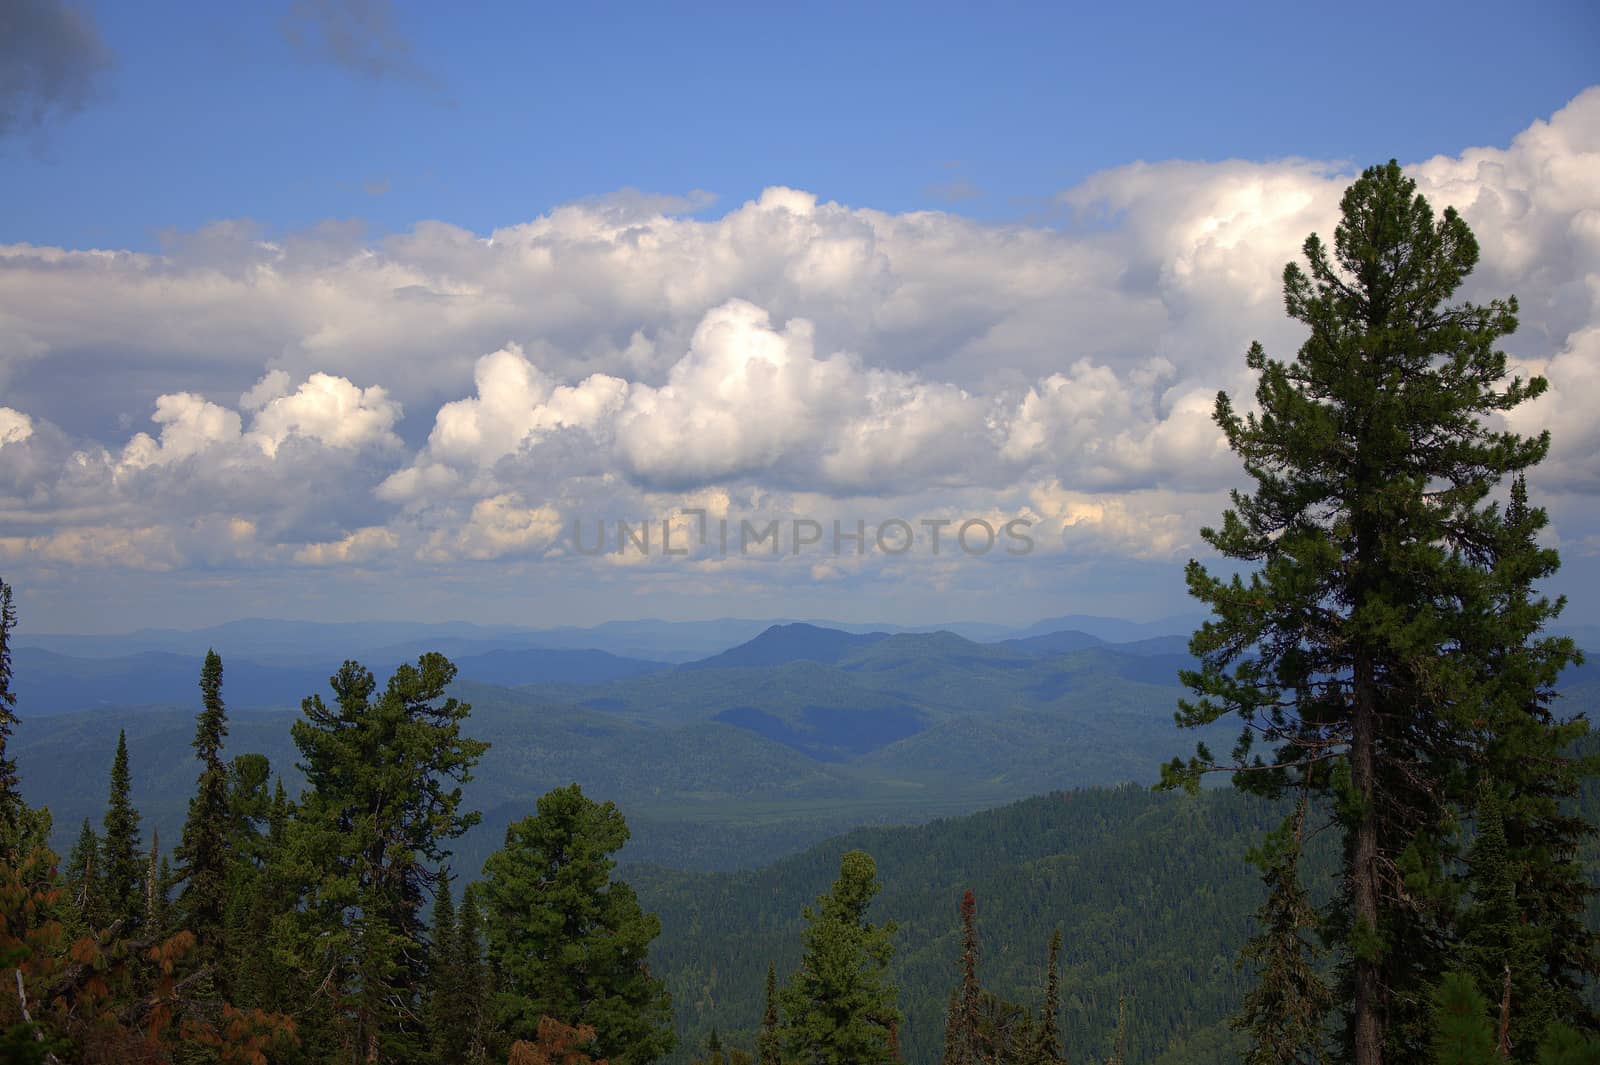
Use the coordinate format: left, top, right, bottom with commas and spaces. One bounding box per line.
1, 0, 1598, 633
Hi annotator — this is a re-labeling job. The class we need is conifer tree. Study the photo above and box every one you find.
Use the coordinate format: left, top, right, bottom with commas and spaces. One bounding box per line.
285, 653, 488, 1064
1234, 796, 1332, 1064
944, 889, 981, 1065
224, 764, 289, 1013
1533, 1025, 1600, 1065
64, 817, 103, 932
457, 884, 489, 1065
176, 649, 232, 962
482, 783, 674, 1065
757, 961, 781, 1065
1459, 785, 1548, 1061
1162, 161, 1574, 1064
779, 849, 900, 1065
1035, 929, 1064, 1065
1107, 992, 1128, 1065
101, 728, 144, 932
1429, 972, 1499, 1065
426, 872, 471, 1064
0, 577, 20, 838
943, 990, 963, 1065
144, 827, 164, 934
1463, 474, 1598, 1042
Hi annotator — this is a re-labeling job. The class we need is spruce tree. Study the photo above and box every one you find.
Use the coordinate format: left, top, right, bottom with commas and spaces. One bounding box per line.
0, 576, 20, 837
778, 849, 900, 1065
425, 872, 469, 1064
758, 961, 781, 1065
101, 729, 144, 932
64, 817, 103, 932
176, 650, 232, 962
1035, 929, 1064, 1065
1463, 474, 1598, 1043
1163, 161, 1573, 1064
144, 827, 164, 934
943, 889, 981, 1065
457, 884, 489, 1065
481, 783, 674, 1065
1233, 796, 1333, 1065
1459, 785, 1547, 1060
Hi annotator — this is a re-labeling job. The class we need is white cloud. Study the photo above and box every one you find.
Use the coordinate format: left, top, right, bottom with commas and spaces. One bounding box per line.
294, 525, 398, 565
0, 407, 33, 447
421, 492, 562, 562
248, 371, 402, 457
1, 89, 1598, 596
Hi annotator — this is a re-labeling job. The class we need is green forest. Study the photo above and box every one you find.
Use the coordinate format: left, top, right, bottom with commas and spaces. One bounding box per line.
4, 162, 1599, 1065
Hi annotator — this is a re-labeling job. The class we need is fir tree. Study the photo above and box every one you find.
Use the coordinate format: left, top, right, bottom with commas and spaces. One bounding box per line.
1463, 474, 1598, 1043
1163, 161, 1570, 1064
63, 817, 102, 932
1234, 796, 1332, 1064
779, 849, 900, 1065
144, 827, 165, 934
1459, 785, 1546, 1061
176, 649, 232, 963
457, 884, 489, 1065
425, 872, 470, 1065
101, 728, 144, 932
944, 889, 981, 1065
758, 961, 781, 1065
1035, 929, 1064, 1065
0, 577, 20, 838
482, 784, 674, 1065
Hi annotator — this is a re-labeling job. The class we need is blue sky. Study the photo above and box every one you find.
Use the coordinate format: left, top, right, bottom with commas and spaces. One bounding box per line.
1, 1, 1598, 632
6, 1, 1597, 249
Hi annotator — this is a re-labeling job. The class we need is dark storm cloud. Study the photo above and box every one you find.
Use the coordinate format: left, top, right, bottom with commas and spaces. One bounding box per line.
0, 0, 112, 138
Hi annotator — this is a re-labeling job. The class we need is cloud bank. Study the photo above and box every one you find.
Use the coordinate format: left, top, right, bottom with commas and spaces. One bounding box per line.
2, 90, 1598, 621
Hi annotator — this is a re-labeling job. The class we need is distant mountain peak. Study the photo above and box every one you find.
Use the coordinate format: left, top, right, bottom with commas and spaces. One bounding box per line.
682, 623, 890, 670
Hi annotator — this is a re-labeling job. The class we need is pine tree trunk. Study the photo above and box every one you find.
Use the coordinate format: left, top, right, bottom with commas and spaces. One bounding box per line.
1352, 651, 1383, 1065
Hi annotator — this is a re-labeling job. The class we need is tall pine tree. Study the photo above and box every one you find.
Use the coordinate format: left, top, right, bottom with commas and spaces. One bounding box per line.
1163, 161, 1572, 1064
285, 653, 488, 1064
176, 649, 231, 965
101, 729, 144, 933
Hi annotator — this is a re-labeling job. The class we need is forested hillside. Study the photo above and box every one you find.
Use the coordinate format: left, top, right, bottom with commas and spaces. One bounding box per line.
12, 625, 1243, 873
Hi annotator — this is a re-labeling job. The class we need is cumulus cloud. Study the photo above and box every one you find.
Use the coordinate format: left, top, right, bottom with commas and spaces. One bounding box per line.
294, 525, 398, 566
421, 493, 563, 562
0, 408, 33, 447
247, 372, 402, 456
0, 0, 112, 139
2, 89, 1598, 594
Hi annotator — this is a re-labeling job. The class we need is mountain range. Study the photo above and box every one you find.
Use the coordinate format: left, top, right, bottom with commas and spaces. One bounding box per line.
12, 614, 1597, 876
